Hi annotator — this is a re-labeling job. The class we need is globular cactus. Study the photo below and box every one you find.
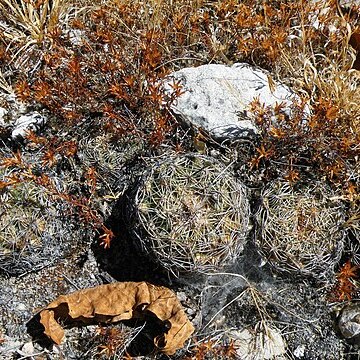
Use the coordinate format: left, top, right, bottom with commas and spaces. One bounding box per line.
255, 180, 346, 279
130, 153, 251, 275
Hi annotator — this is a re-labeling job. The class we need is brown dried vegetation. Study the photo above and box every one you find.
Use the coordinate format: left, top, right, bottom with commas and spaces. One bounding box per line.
331, 260, 359, 301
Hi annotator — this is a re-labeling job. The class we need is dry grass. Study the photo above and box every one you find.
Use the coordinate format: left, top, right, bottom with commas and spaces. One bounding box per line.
0, 70, 12, 93
0, 0, 65, 41
1, 0, 358, 169
0, 0, 70, 72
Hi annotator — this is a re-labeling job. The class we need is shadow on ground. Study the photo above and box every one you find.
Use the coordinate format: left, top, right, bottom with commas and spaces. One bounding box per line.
92, 189, 172, 287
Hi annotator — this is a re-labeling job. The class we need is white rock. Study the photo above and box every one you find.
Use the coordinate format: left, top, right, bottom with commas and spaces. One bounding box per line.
230, 323, 287, 360
16, 302, 27, 311
11, 112, 46, 139
176, 291, 187, 302
338, 303, 360, 342
294, 344, 306, 358
165, 63, 301, 139
0, 107, 7, 126
20, 341, 34, 355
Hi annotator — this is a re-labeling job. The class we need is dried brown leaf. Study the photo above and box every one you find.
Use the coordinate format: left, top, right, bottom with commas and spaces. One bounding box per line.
40, 310, 64, 345
39, 282, 194, 355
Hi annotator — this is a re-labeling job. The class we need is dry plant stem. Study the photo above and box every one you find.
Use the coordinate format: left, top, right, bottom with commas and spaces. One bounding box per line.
201, 273, 251, 331
0, 0, 358, 358
201, 271, 322, 349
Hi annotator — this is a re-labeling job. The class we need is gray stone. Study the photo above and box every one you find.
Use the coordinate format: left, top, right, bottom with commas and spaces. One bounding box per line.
338, 303, 360, 344
165, 63, 302, 140
19, 341, 34, 356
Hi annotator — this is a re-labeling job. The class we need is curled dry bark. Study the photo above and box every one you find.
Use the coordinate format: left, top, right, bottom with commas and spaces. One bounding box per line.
39, 281, 194, 355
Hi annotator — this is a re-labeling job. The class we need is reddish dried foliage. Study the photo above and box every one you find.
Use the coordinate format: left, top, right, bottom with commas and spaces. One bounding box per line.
331, 260, 359, 302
